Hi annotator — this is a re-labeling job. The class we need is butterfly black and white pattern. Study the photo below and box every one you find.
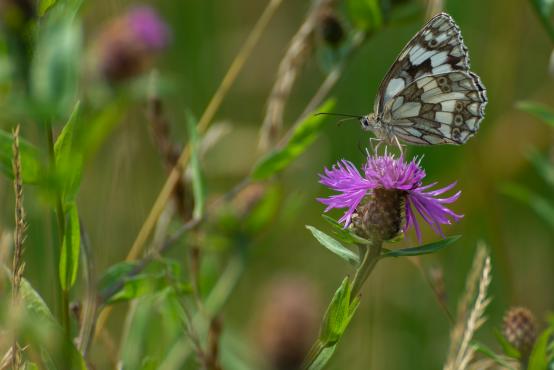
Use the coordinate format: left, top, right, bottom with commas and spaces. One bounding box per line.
359, 12, 487, 145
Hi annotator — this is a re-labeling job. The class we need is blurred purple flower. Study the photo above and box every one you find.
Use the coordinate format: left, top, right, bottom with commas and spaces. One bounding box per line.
317, 152, 462, 241
127, 6, 170, 50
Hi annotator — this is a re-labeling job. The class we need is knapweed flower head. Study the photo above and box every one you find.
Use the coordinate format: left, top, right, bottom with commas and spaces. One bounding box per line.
318, 152, 462, 242
93, 6, 170, 83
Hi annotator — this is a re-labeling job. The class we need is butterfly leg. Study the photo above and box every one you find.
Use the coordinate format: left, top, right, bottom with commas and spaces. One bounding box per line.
369, 137, 383, 154
393, 135, 405, 157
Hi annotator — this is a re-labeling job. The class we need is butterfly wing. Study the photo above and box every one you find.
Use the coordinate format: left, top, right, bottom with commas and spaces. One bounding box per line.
382, 71, 487, 145
374, 13, 470, 113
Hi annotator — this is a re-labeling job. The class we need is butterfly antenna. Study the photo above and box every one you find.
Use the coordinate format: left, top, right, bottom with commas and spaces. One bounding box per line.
315, 112, 364, 119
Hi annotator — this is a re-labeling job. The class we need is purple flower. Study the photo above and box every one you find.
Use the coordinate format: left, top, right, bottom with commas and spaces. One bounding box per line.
127, 6, 170, 50
317, 152, 462, 241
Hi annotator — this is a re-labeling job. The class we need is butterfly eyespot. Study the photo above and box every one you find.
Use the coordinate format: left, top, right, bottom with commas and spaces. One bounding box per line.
428, 39, 439, 48
454, 114, 464, 125
437, 76, 448, 86
451, 127, 462, 140
455, 102, 464, 111
440, 85, 451, 93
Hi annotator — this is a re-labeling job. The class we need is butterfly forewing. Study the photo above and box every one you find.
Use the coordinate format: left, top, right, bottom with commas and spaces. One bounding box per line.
383, 71, 487, 145
375, 13, 470, 113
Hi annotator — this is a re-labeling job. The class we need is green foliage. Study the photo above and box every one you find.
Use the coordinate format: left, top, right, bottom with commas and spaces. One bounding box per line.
529, 0, 554, 42
58, 202, 80, 290
380, 235, 461, 258
308, 345, 337, 370
306, 225, 360, 266
319, 277, 360, 346
31, 9, 82, 119
517, 101, 554, 128
528, 149, 554, 187
321, 214, 371, 244
347, 0, 383, 32
19, 278, 86, 369
99, 259, 191, 305
0, 129, 42, 184
251, 99, 336, 180
186, 110, 206, 220
54, 101, 83, 208
494, 328, 521, 359
528, 324, 554, 370
473, 342, 518, 370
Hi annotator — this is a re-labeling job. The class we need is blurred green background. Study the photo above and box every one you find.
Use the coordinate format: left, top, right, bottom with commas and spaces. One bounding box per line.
1, 0, 554, 369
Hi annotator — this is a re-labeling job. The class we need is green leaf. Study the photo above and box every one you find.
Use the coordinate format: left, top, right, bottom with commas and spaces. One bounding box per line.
321, 214, 371, 245
528, 326, 554, 370
31, 15, 82, 119
319, 277, 359, 345
347, 0, 383, 31
473, 341, 518, 370
307, 343, 337, 370
38, 0, 57, 16
494, 328, 521, 359
500, 182, 554, 228
0, 129, 42, 184
58, 202, 80, 290
517, 101, 554, 128
185, 110, 206, 220
99, 259, 190, 305
528, 149, 554, 187
529, 0, 554, 42
54, 101, 83, 207
381, 235, 461, 258
306, 226, 360, 266
251, 99, 336, 180
19, 278, 87, 369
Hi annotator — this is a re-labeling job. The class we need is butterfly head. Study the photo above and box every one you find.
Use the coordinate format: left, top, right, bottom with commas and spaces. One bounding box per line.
360, 114, 376, 131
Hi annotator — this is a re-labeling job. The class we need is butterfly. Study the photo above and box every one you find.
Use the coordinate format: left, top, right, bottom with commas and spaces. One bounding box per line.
325, 13, 487, 146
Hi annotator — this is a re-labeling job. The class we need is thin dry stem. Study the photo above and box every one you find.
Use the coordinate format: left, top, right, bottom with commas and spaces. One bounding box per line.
11, 125, 26, 370
444, 244, 492, 370
426, 0, 444, 20
259, 0, 335, 150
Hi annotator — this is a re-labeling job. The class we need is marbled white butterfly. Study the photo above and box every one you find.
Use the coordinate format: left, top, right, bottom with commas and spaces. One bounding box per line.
329, 13, 487, 146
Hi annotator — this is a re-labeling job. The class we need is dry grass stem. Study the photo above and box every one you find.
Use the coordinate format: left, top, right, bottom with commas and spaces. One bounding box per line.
11, 125, 26, 370
260, 0, 336, 150
444, 244, 492, 370
426, 0, 444, 20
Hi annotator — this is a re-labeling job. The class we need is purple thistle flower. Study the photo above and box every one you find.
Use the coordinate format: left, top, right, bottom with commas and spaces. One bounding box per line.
318, 152, 462, 242
127, 6, 170, 50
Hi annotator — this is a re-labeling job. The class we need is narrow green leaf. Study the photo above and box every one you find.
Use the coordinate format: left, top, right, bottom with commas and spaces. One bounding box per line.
321, 214, 371, 245
251, 99, 336, 180
528, 149, 554, 187
58, 202, 80, 290
0, 129, 42, 184
185, 110, 206, 220
320, 277, 352, 345
307, 344, 337, 370
54, 101, 83, 207
529, 0, 554, 42
80, 100, 126, 161
528, 326, 554, 370
306, 225, 360, 266
474, 342, 518, 370
494, 328, 521, 359
19, 278, 87, 369
38, 0, 57, 16
381, 235, 461, 258
517, 101, 554, 128
500, 182, 554, 228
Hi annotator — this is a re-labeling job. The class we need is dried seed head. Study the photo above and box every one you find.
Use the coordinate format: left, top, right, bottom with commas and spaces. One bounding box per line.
502, 307, 537, 357
317, 9, 345, 47
255, 277, 320, 370
351, 188, 406, 241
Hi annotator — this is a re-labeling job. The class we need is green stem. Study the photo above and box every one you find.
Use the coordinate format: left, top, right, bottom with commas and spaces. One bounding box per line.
45, 122, 71, 342
301, 240, 383, 370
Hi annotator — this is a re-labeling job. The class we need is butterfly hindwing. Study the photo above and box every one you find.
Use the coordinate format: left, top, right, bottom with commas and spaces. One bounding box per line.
382, 71, 487, 145
375, 13, 470, 112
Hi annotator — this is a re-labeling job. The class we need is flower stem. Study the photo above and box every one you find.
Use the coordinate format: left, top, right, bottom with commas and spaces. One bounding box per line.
350, 240, 382, 300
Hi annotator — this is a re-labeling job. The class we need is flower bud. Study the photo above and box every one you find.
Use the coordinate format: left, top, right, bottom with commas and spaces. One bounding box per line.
502, 307, 537, 357
351, 188, 405, 241
317, 9, 345, 47
255, 277, 320, 370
